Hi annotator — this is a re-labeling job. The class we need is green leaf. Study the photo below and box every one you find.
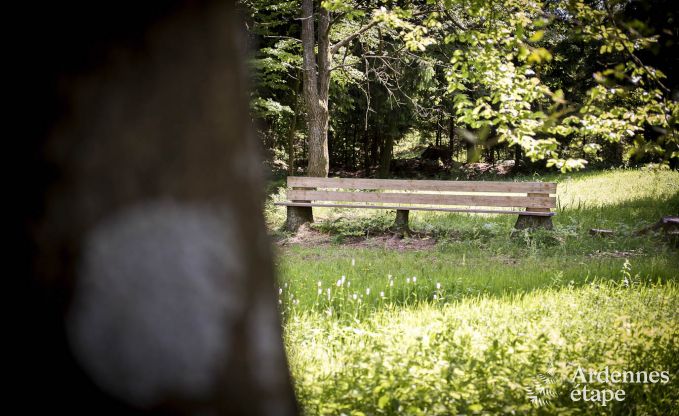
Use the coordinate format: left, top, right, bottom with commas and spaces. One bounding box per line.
529, 30, 544, 42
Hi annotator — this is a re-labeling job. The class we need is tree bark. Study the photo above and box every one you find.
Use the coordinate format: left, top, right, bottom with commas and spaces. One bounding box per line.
287, 75, 301, 175
299, 1, 383, 178
301, 0, 330, 177
371, 130, 380, 168
287, 113, 298, 175
363, 129, 371, 174
17, 2, 297, 414
448, 117, 455, 152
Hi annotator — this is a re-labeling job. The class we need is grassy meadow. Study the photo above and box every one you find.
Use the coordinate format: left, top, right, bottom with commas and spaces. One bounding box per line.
267, 169, 679, 415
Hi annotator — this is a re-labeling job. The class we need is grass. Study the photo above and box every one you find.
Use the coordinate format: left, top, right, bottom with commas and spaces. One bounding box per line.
268, 168, 679, 415
285, 277, 678, 415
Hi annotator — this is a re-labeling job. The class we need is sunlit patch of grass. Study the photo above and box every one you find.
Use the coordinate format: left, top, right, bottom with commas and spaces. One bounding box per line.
284, 275, 679, 415
554, 168, 678, 210
276, 247, 678, 315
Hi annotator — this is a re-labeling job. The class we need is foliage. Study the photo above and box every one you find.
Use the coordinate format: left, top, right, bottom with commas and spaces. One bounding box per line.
244, 0, 678, 175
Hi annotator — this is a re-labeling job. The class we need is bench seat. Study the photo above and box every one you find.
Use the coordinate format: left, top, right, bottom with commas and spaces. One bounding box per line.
276, 176, 557, 232
277, 202, 555, 217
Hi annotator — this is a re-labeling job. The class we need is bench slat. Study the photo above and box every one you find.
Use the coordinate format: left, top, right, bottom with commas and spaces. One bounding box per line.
287, 190, 556, 209
287, 176, 556, 194
274, 202, 555, 216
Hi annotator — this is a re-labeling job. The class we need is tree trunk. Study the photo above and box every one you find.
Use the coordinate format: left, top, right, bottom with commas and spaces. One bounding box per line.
435, 113, 442, 147
363, 129, 371, 174
287, 76, 301, 176
306, 110, 329, 177
448, 117, 455, 152
352, 124, 357, 170
378, 135, 394, 179
301, 0, 330, 178
514, 144, 522, 166
287, 114, 297, 175
371, 130, 380, 168
487, 145, 495, 165
18, 2, 298, 414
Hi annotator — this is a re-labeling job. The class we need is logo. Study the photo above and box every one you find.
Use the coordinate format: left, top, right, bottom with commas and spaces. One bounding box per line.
525, 364, 671, 408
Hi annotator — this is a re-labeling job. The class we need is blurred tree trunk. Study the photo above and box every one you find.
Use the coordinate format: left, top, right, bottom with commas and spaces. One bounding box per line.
17, 2, 298, 415
466, 141, 477, 163
514, 145, 523, 167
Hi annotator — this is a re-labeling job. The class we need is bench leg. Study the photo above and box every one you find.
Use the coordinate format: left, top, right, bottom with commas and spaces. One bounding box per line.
393, 209, 411, 236
513, 214, 553, 231
286, 205, 313, 232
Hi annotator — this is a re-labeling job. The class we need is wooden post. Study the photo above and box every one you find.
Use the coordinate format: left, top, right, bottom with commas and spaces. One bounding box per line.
514, 192, 553, 230
393, 209, 411, 236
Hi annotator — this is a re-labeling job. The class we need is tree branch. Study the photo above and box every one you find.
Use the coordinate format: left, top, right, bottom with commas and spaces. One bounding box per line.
330, 20, 380, 55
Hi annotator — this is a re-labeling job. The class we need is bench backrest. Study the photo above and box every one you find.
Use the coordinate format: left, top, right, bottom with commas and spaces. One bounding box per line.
286, 176, 557, 212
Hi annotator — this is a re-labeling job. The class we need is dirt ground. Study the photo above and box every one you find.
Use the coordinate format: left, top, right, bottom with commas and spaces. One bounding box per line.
274, 224, 437, 251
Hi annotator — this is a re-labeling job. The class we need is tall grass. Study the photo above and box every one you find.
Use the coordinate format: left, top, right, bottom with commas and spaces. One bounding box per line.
285, 276, 679, 415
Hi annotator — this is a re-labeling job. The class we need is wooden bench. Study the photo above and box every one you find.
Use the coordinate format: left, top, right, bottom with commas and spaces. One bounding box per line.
275, 176, 557, 233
